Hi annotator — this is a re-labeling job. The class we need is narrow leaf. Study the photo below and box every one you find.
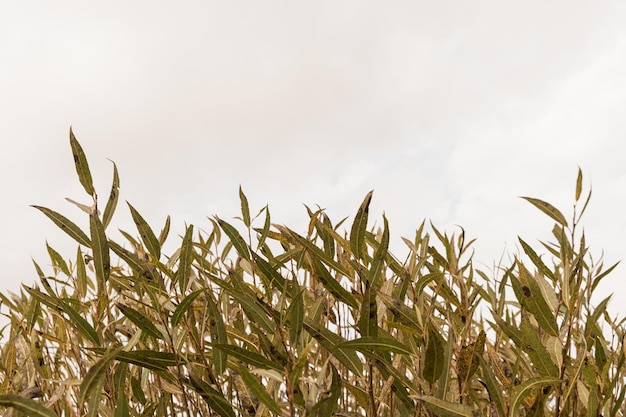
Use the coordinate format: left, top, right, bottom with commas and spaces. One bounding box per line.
358, 282, 378, 338
217, 217, 250, 260
415, 395, 473, 417
0, 395, 56, 417
102, 160, 120, 229
521, 197, 568, 227
337, 337, 413, 356
423, 324, 445, 384
117, 303, 163, 340
237, 366, 282, 416
175, 224, 194, 293
31, 205, 91, 247
79, 348, 123, 412
127, 202, 161, 260
350, 190, 373, 260
239, 185, 251, 227
509, 377, 560, 416
69, 127, 95, 196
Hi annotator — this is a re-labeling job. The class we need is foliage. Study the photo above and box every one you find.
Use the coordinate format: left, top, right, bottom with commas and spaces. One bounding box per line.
1, 129, 625, 416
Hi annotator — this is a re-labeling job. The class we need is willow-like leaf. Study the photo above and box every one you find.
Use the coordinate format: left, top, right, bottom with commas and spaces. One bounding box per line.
215, 216, 250, 261
69, 127, 95, 196
521, 196, 568, 227
509, 377, 560, 416
127, 202, 161, 260
237, 366, 282, 416
414, 395, 474, 417
350, 190, 373, 260
0, 395, 56, 417
423, 324, 445, 384
31, 205, 91, 247
175, 224, 194, 293
116, 303, 163, 340
80, 348, 123, 416
102, 160, 119, 229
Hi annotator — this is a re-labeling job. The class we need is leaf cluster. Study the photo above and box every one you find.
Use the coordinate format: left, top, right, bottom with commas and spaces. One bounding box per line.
1, 132, 625, 417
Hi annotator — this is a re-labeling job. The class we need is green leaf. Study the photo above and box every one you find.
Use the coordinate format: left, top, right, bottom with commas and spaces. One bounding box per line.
210, 344, 282, 371
521, 197, 568, 227
69, 127, 95, 196
205, 292, 228, 374
116, 303, 163, 340
423, 324, 445, 384
519, 315, 559, 378
512, 262, 559, 337
31, 205, 91, 247
0, 395, 56, 417
76, 246, 88, 298
46, 241, 70, 276
80, 348, 123, 416
518, 237, 555, 281
187, 373, 236, 417
350, 190, 373, 260
127, 202, 161, 260
175, 224, 194, 293
286, 279, 304, 344
89, 213, 110, 284
415, 395, 474, 417
252, 253, 286, 292
358, 282, 378, 338
158, 215, 171, 246
309, 363, 341, 417
239, 185, 251, 227
171, 289, 203, 327
102, 160, 120, 229
109, 350, 179, 371
216, 217, 250, 260
237, 366, 282, 416
303, 318, 363, 376
575, 167, 583, 202
457, 331, 485, 390
479, 355, 506, 417
509, 377, 560, 416
377, 293, 423, 334
337, 336, 413, 356
369, 214, 389, 288
312, 258, 358, 309
59, 300, 100, 345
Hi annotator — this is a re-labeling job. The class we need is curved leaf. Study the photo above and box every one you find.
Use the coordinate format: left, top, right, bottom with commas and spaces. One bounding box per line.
0, 395, 55, 417
69, 127, 95, 196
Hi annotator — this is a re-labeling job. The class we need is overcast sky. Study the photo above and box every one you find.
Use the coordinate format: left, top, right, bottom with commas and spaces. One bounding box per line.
2, 1, 626, 316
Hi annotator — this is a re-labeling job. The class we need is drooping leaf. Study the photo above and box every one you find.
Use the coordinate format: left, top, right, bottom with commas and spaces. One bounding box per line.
521, 196, 568, 227
69, 127, 95, 196
303, 318, 363, 376
31, 205, 91, 247
350, 190, 373, 260
415, 395, 474, 417
0, 395, 56, 417
116, 303, 163, 340
210, 344, 282, 371
337, 336, 413, 356
171, 289, 203, 327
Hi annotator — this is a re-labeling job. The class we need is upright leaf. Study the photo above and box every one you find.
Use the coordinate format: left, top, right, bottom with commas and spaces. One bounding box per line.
216, 217, 250, 260
69, 127, 95, 196
350, 191, 373, 260
239, 185, 251, 227
127, 202, 161, 260
102, 160, 120, 229
175, 224, 194, 293
423, 324, 445, 384
89, 213, 110, 297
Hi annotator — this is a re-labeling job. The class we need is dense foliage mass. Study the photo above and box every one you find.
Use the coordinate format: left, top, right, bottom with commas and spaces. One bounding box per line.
1, 130, 625, 416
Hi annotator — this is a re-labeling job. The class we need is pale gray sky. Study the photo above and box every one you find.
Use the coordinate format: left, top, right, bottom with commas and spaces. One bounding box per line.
2, 1, 626, 315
